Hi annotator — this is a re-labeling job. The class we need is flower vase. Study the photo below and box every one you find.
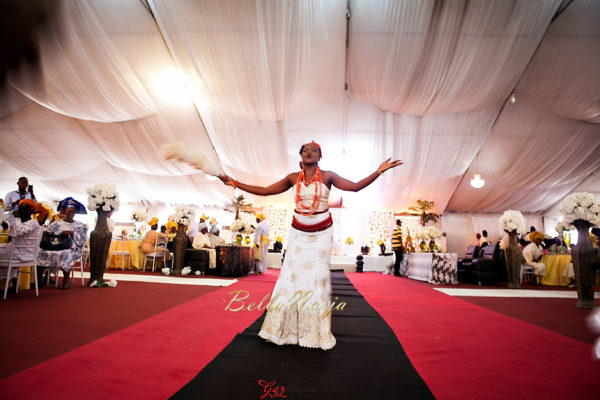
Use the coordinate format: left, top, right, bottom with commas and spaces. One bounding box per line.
234, 234, 243, 245
419, 240, 427, 252
89, 210, 112, 285
429, 240, 436, 253
571, 220, 598, 309
504, 231, 521, 289
172, 224, 187, 275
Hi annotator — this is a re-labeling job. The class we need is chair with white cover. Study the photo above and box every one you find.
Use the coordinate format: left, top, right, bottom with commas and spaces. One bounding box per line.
74, 244, 90, 286
109, 240, 130, 270
0, 229, 44, 300
520, 264, 536, 284
143, 234, 169, 272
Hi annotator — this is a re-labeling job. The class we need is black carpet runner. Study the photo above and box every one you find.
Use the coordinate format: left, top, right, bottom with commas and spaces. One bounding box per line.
172, 272, 434, 399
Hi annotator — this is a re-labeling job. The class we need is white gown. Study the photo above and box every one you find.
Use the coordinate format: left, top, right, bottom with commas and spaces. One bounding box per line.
258, 181, 336, 350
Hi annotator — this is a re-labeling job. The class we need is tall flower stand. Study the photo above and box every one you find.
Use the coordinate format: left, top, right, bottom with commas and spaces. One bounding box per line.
504, 231, 521, 289
173, 224, 187, 275
89, 210, 112, 285
571, 220, 599, 309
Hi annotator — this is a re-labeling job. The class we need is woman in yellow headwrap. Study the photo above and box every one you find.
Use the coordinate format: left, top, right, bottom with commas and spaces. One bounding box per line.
141, 217, 171, 269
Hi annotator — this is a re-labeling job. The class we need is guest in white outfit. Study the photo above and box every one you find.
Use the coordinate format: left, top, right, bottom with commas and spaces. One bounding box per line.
522, 231, 547, 281
254, 213, 269, 274
208, 219, 226, 247
192, 224, 217, 269
1, 200, 46, 261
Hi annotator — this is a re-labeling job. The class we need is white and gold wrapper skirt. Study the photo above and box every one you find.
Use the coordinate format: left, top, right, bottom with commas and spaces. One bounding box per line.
258, 213, 335, 350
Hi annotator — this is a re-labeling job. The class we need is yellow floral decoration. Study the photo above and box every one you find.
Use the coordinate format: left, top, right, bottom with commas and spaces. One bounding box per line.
345, 236, 354, 245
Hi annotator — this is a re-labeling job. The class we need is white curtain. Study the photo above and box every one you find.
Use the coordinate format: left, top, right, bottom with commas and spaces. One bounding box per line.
148, 0, 347, 121
348, 0, 561, 115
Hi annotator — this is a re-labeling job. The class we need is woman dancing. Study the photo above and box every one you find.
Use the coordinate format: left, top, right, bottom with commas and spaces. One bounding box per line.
219, 142, 402, 350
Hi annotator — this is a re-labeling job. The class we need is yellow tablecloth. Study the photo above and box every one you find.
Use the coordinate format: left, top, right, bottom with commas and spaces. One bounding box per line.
108, 240, 144, 270
541, 254, 572, 287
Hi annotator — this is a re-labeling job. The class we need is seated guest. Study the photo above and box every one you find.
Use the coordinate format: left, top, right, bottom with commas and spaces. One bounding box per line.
1, 200, 46, 256
480, 230, 490, 248
160, 225, 167, 234
37, 197, 86, 289
522, 231, 547, 281
192, 224, 217, 269
1, 200, 46, 290
208, 220, 226, 247
4, 177, 36, 212
141, 218, 171, 267
166, 220, 177, 242
197, 213, 209, 234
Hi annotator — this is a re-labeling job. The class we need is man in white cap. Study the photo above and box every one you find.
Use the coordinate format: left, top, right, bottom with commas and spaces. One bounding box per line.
208, 218, 226, 247
254, 213, 269, 274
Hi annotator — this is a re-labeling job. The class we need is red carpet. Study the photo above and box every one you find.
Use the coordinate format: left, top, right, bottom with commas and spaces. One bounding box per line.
3, 270, 600, 399
0, 272, 278, 400
347, 273, 600, 400
0, 280, 220, 378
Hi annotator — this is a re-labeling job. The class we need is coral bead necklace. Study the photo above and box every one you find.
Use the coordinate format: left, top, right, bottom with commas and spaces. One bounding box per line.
295, 166, 322, 216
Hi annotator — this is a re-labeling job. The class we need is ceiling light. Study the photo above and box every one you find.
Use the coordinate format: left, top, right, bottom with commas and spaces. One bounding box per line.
509, 93, 516, 103
470, 174, 485, 189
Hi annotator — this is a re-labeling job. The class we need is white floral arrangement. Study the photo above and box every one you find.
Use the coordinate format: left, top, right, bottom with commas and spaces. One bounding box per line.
86, 183, 120, 212
173, 205, 196, 226
131, 208, 147, 223
161, 141, 222, 176
181, 266, 192, 276
499, 210, 526, 235
230, 219, 247, 233
559, 192, 600, 227
425, 226, 442, 240
245, 224, 255, 235
90, 279, 117, 288
194, 270, 201, 276
554, 221, 575, 235
161, 267, 171, 276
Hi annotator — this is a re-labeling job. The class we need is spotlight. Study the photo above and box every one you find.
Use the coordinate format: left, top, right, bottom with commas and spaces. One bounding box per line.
470, 174, 485, 189
509, 93, 516, 104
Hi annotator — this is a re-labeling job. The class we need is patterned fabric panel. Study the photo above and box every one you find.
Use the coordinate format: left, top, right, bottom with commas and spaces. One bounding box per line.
431, 253, 458, 284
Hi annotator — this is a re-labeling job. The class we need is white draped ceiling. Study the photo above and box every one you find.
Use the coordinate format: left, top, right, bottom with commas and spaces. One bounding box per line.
1, 0, 599, 221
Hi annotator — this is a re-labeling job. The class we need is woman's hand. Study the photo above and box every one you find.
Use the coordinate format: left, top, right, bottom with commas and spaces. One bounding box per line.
219, 174, 237, 188
377, 158, 403, 174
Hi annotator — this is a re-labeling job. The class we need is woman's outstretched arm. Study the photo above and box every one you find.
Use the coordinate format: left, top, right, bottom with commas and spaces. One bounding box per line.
326, 158, 403, 192
219, 173, 296, 196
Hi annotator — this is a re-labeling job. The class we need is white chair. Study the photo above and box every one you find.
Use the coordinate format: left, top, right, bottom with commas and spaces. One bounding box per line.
74, 245, 90, 286
143, 234, 169, 272
109, 240, 130, 270
520, 264, 536, 284
0, 229, 44, 300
